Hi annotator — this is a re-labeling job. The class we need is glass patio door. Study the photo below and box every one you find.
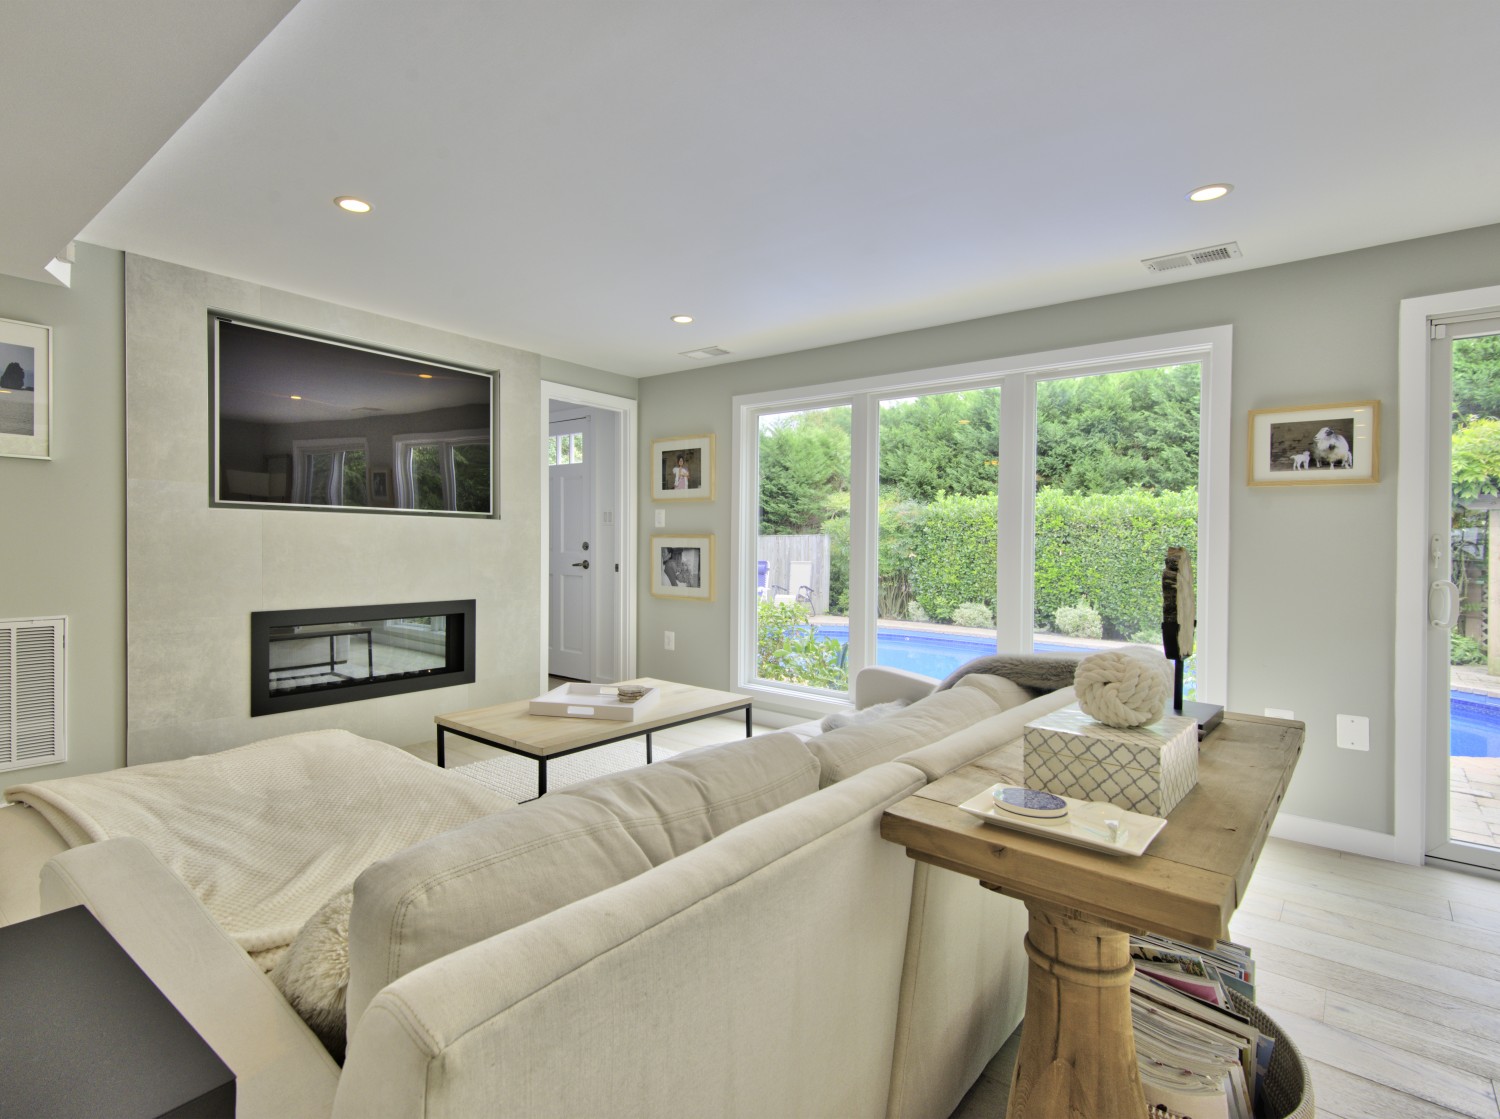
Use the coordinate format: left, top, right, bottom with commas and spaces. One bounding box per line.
1428, 318, 1500, 871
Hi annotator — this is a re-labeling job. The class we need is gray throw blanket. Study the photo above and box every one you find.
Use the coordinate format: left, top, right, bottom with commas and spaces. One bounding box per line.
934, 652, 1083, 694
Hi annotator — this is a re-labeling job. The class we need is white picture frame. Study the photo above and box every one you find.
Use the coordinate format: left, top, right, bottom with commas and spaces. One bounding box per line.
651, 533, 714, 600
1247, 400, 1379, 486
0, 316, 52, 459
651, 434, 715, 501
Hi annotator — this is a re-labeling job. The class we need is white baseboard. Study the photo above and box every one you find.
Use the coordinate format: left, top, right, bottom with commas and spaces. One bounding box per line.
1269, 812, 1414, 864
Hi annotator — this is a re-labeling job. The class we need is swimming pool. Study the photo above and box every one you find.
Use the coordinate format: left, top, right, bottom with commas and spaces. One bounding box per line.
1451, 692, 1500, 757
810, 624, 1500, 756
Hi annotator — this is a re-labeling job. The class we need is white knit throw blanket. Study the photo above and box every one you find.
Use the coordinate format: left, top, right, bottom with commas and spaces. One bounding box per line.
6, 730, 513, 968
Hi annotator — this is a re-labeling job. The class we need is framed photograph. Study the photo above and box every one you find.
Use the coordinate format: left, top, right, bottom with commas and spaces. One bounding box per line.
0, 316, 52, 459
651, 534, 714, 600
1248, 400, 1380, 486
651, 434, 715, 501
370, 468, 391, 504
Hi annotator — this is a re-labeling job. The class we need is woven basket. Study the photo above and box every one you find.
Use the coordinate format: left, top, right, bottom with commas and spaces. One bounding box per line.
1231, 991, 1315, 1119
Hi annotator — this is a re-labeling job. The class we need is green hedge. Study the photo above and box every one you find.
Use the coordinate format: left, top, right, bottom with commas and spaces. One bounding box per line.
817, 488, 1197, 637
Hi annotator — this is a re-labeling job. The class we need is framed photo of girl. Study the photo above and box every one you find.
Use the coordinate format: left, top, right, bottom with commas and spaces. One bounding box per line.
651, 534, 714, 601
1247, 400, 1380, 486
651, 434, 715, 501
0, 316, 52, 459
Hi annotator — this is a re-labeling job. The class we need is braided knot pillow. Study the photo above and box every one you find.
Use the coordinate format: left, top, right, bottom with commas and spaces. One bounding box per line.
1074, 649, 1170, 728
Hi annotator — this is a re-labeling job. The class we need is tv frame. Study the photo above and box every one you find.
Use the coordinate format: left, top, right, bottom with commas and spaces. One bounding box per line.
209, 313, 497, 517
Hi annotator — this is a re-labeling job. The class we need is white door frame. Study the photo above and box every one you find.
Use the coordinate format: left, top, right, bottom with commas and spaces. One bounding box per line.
1395, 283, 1500, 865
538, 382, 638, 694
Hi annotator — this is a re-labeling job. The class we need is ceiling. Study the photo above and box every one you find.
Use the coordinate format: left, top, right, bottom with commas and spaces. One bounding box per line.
14, 1, 1500, 377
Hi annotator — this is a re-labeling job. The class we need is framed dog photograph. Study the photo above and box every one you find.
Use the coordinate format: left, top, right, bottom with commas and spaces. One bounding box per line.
1248, 400, 1380, 486
651, 534, 714, 600
651, 434, 715, 501
0, 316, 52, 459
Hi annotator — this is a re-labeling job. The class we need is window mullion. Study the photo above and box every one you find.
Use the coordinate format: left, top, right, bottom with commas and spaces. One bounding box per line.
847, 395, 878, 678
995, 374, 1030, 653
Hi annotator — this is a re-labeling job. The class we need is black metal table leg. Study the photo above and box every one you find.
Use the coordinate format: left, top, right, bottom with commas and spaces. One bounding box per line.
646, 731, 653, 764
537, 758, 548, 796
745, 705, 752, 738
437, 726, 446, 768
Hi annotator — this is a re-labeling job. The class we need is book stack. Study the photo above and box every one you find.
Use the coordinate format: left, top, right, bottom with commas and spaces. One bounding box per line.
1130, 934, 1272, 1119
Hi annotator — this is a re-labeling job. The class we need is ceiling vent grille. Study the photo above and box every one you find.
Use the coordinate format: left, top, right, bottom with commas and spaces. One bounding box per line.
0, 616, 66, 772
1142, 242, 1243, 274
680, 346, 731, 360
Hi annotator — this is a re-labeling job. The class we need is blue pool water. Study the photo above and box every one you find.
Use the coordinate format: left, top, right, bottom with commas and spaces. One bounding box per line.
810, 623, 1500, 757
1451, 692, 1500, 757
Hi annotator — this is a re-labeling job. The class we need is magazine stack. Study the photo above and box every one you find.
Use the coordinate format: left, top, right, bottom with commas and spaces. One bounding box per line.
1130, 934, 1270, 1119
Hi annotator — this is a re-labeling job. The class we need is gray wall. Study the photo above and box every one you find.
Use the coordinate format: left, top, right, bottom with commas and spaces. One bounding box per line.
636, 221, 1500, 837
124, 254, 548, 763
0, 243, 127, 780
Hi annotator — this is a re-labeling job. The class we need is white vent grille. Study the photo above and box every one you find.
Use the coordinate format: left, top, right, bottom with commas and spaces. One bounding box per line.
680, 346, 731, 360
1142, 242, 1243, 273
0, 617, 66, 772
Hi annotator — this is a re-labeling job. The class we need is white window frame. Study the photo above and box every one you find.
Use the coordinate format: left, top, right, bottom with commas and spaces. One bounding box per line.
730, 327, 1232, 719
393, 428, 489, 511
290, 437, 369, 506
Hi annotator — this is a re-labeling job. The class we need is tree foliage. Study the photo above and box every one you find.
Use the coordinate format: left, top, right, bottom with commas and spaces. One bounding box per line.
1453, 335, 1500, 420
755, 599, 848, 689
758, 408, 850, 535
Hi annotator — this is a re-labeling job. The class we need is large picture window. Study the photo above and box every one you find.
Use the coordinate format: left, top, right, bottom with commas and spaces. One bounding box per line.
732, 328, 1231, 716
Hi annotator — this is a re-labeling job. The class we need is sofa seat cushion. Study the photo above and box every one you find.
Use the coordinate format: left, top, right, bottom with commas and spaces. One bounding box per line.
346, 730, 820, 1032
804, 685, 1007, 787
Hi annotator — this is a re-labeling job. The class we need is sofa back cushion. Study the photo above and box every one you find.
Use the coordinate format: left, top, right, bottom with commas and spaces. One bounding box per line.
895, 686, 1076, 782
804, 684, 1006, 787
346, 731, 819, 1033
560, 730, 819, 864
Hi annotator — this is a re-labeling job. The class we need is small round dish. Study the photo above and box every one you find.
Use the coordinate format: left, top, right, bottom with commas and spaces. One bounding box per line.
991, 786, 1070, 820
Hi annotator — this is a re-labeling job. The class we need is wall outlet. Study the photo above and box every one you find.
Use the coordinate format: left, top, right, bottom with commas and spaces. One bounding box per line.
1265, 707, 1294, 720
654, 508, 665, 528
1336, 714, 1369, 751
664, 630, 675, 651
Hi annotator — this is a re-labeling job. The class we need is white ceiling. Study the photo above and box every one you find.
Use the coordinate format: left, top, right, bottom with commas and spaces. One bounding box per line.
20, 1, 1500, 377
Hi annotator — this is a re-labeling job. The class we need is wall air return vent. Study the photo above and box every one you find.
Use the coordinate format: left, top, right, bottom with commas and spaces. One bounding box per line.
680, 346, 731, 360
1142, 242, 1243, 274
0, 616, 66, 772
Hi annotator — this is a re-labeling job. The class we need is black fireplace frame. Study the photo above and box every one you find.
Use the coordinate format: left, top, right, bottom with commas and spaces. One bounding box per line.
250, 600, 476, 716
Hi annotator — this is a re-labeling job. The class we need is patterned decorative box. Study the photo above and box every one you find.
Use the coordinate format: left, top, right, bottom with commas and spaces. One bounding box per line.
1022, 703, 1198, 817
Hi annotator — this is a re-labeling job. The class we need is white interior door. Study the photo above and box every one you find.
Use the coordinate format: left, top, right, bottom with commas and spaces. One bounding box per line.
1426, 316, 1500, 871
548, 415, 594, 680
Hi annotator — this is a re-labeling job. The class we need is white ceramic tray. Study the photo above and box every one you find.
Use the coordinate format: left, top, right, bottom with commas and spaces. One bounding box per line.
527, 683, 660, 721
958, 784, 1168, 856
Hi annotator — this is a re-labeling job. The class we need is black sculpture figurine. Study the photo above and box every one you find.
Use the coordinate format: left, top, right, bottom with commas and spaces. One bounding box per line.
1161, 546, 1223, 738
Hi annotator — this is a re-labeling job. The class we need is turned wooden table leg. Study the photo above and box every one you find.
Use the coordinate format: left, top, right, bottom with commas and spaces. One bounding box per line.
1005, 902, 1144, 1119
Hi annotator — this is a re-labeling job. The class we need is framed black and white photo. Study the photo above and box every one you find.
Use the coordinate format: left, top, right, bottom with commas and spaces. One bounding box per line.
651, 434, 715, 501
1248, 400, 1379, 486
370, 468, 391, 504
0, 317, 52, 459
651, 534, 714, 600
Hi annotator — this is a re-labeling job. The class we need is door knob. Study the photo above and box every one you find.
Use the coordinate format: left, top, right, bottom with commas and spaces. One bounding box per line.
572, 559, 590, 570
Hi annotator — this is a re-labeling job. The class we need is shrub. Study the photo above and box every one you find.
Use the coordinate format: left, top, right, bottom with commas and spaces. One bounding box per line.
756, 599, 849, 689
1452, 632, 1487, 666
1054, 599, 1103, 640
952, 602, 995, 629
1131, 628, 1163, 647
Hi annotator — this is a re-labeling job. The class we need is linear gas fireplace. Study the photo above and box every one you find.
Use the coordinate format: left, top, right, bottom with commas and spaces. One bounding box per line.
250, 600, 475, 716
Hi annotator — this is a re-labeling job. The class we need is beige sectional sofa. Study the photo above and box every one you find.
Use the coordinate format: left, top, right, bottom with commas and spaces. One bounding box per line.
34, 669, 1076, 1119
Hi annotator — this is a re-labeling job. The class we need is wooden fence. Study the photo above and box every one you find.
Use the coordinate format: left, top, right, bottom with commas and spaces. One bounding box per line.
758, 535, 831, 614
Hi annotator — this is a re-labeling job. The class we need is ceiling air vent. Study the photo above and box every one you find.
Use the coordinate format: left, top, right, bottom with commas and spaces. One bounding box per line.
1142, 241, 1243, 274
680, 346, 731, 360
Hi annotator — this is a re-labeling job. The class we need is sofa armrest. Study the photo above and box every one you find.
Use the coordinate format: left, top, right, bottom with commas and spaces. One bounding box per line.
853, 666, 938, 709
41, 838, 340, 1119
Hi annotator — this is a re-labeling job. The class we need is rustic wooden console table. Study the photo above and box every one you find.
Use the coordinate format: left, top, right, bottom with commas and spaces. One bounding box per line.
880, 711, 1302, 1118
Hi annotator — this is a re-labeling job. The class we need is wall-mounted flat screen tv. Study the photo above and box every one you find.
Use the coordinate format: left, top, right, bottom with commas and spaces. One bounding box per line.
212, 316, 496, 516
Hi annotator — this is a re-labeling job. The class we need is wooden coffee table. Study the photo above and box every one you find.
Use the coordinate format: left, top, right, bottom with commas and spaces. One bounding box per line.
434, 677, 752, 794
880, 712, 1302, 1119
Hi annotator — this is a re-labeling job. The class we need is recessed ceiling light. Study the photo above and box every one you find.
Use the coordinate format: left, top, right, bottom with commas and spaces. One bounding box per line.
1187, 183, 1233, 203
671, 314, 694, 324
289, 394, 302, 400
334, 196, 372, 214
418, 373, 433, 379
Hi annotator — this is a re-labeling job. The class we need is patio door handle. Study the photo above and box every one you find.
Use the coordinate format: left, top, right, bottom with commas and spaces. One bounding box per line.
1431, 580, 1459, 629
572, 559, 590, 570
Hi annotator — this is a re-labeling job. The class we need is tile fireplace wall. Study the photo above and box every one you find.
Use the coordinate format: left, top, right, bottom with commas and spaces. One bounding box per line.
124, 255, 541, 764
